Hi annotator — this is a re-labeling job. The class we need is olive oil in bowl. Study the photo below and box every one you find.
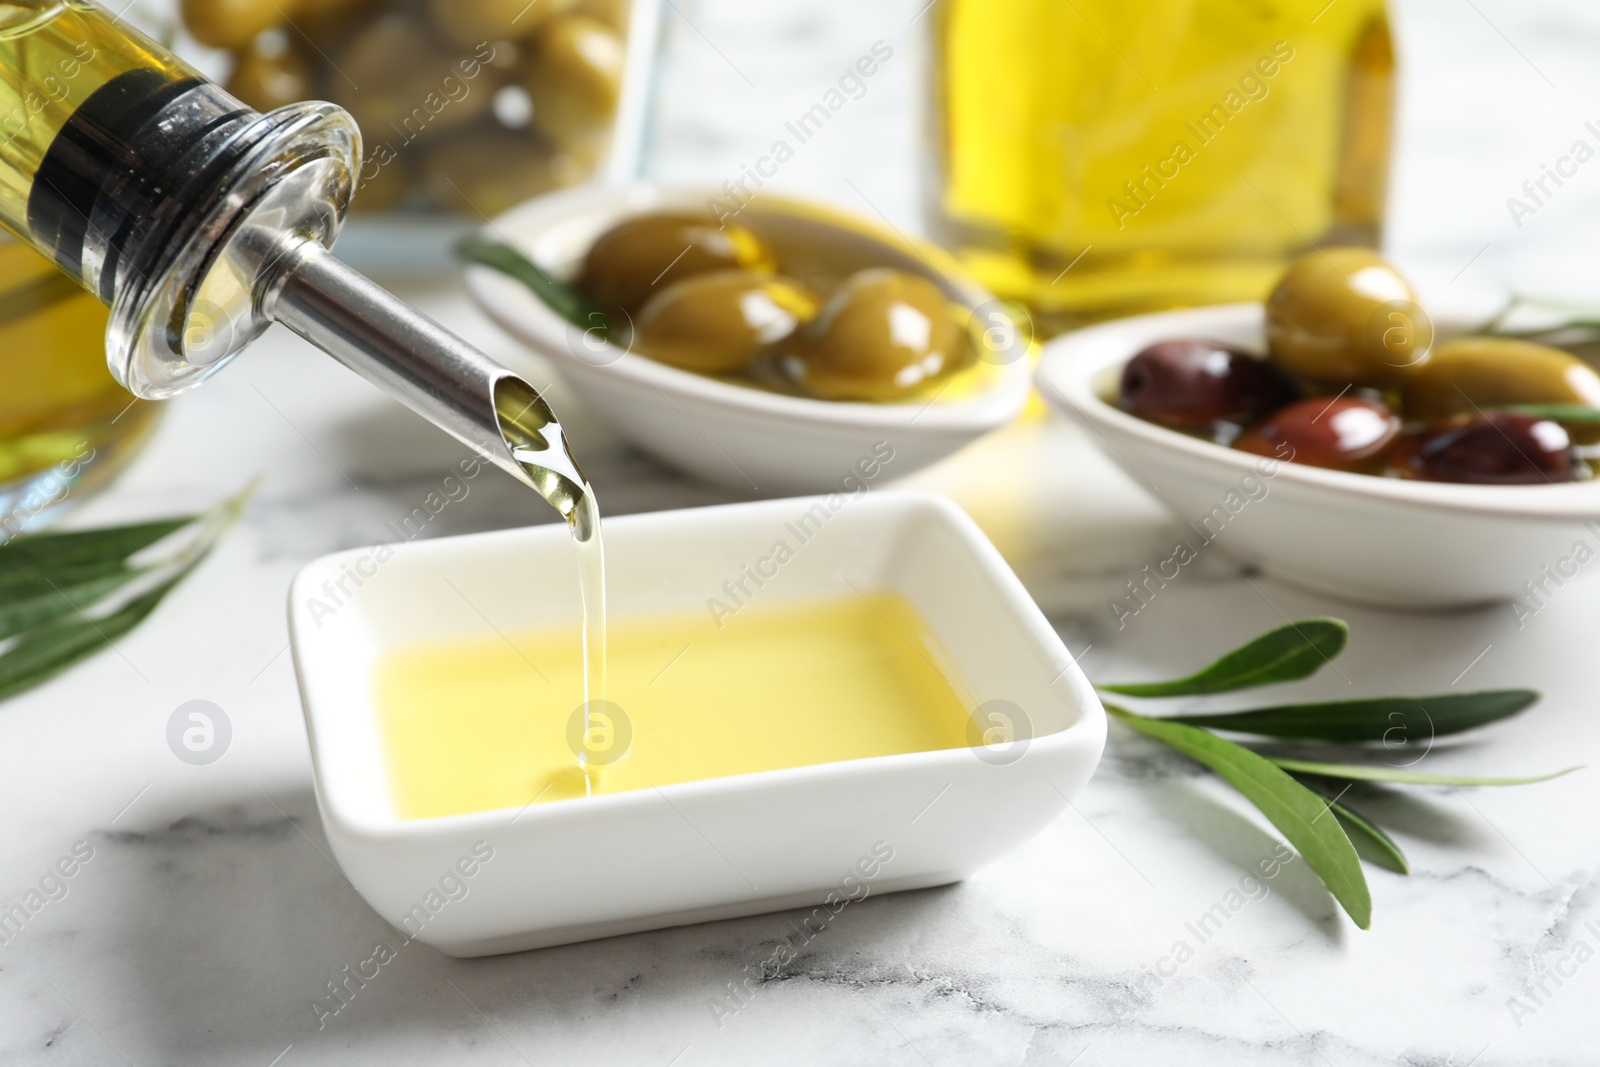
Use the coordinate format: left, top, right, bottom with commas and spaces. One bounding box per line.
290, 491, 1105, 955
388, 390, 982, 822
373, 593, 974, 820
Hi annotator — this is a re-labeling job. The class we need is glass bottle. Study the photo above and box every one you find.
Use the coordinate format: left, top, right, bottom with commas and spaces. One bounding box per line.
926, 0, 1395, 334
0, 233, 155, 533
0, 0, 589, 527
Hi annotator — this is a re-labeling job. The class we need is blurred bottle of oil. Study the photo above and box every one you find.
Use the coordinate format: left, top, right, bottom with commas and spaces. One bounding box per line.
926, 0, 1395, 333
0, 237, 154, 534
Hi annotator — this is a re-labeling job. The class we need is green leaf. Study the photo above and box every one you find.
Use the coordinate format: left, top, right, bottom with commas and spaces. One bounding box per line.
1499, 404, 1600, 424
1102, 618, 1349, 697
456, 235, 607, 335
0, 483, 250, 703
0, 516, 192, 576
0, 564, 151, 640
1164, 690, 1538, 742
1327, 800, 1409, 875
1269, 757, 1583, 786
0, 559, 200, 701
1109, 705, 1371, 928
0, 557, 132, 600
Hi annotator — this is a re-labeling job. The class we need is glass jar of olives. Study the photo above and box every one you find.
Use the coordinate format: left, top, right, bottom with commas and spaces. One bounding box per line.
176, 0, 651, 216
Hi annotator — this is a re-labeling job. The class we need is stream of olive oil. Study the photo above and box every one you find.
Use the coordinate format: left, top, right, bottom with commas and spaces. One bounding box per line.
374, 593, 974, 820
505, 441, 606, 795
493, 375, 609, 793
570, 487, 606, 788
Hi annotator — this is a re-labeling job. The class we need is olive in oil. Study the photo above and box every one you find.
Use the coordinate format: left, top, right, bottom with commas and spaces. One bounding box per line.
927, 0, 1396, 331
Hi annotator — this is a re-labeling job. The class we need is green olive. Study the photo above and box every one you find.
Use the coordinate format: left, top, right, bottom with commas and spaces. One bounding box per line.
523, 15, 623, 152
225, 39, 313, 112
428, 0, 574, 48
577, 211, 776, 313
632, 270, 819, 374
1403, 337, 1600, 444
1265, 246, 1433, 387
791, 269, 968, 401
331, 15, 496, 139
296, 0, 386, 49
181, 0, 292, 51
422, 129, 588, 216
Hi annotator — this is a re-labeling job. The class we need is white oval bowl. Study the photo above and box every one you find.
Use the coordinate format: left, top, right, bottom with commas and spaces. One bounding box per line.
1035, 303, 1600, 609
463, 184, 1032, 494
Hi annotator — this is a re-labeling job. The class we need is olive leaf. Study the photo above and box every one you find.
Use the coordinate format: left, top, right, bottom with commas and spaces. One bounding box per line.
1108, 705, 1371, 929
0, 485, 250, 702
1099, 616, 1571, 929
1163, 690, 1538, 742
1101, 618, 1348, 697
456, 234, 607, 335
0, 560, 203, 701
0, 565, 154, 641
1268, 757, 1581, 787
1327, 800, 1409, 875
1469, 294, 1600, 345
0, 557, 135, 601
0, 516, 191, 576
1499, 404, 1600, 424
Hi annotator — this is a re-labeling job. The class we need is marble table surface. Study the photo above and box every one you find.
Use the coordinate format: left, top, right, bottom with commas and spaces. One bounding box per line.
6, 0, 1600, 1063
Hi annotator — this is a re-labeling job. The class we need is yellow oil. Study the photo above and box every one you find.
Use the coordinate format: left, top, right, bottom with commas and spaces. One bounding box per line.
572, 487, 606, 770
0, 1, 198, 254
0, 236, 152, 489
928, 0, 1395, 332
374, 593, 974, 820
497, 380, 609, 783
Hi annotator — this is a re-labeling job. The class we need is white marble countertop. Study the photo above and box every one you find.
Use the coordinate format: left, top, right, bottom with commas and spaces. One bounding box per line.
5, 0, 1600, 1064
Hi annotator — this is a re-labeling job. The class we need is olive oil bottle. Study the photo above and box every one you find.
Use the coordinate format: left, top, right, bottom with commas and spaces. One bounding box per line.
0, 3, 183, 524
927, 0, 1395, 332
0, 2, 203, 249
0, 5, 607, 719
0, 234, 153, 530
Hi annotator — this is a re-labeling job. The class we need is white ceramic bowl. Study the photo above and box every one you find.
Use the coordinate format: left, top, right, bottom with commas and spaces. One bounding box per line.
1035, 303, 1600, 609
288, 491, 1104, 956
462, 184, 1032, 494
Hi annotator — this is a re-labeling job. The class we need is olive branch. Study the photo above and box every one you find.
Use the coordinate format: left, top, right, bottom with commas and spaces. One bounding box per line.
1098, 619, 1578, 928
0, 486, 249, 699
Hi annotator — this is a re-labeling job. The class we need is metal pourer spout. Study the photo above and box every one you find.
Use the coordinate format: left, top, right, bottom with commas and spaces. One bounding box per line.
31, 70, 592, 530
0, 0, 585, 518
265, 239, 593, 532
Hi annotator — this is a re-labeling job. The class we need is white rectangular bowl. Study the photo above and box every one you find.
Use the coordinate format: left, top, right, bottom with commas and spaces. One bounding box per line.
288, 491, 1104, 957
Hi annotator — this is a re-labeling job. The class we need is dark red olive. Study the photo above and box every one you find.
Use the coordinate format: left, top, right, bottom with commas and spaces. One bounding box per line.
1235, 396, 1401, 470
1393, 413, 1580, 484
1119, 338, 1298, 431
